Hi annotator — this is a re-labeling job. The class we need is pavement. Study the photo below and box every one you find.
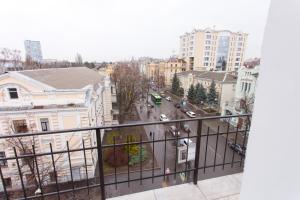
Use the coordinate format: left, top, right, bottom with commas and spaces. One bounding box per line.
103, 95, 247, 198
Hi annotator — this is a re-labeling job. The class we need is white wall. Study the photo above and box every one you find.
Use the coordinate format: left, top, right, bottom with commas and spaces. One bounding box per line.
240, 0, 300, 200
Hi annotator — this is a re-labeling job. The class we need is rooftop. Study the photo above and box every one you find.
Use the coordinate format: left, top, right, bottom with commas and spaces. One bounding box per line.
18, 67, 105, 89
177, 71, 237, 83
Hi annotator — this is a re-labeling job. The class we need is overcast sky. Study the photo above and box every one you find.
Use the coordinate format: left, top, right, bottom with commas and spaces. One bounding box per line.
0, 0, 271, 62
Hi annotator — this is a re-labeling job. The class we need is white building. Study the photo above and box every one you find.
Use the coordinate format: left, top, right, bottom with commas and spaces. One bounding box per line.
222, 61, 259, 127
24, 40, 43, 63
179, 28, 248, 72
177, 71, 237, 113
0, 67, 114, 189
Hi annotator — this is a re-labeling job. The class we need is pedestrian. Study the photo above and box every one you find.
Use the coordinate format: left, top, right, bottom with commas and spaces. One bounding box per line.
150, 131, 152, 137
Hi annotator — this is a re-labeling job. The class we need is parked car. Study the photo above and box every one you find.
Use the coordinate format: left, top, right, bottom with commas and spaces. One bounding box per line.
174, 103, 181, 108
166, 96, 171, 101
160, 114, 169, 121
182, 124, 191, 133
147, 103, 154, 108
168, 126, 180, 137
180, 107, 188, 113
160, 92, 166, 97
228, 143, 246, 156
179, 138, 193, 146
186, 111, 196, 118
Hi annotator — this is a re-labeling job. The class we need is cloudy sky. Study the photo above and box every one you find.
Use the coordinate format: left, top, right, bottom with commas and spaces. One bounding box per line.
0, 0, 271, 62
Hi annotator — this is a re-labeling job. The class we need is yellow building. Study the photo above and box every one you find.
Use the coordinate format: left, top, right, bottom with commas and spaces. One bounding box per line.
145, 58, 187, 86
0, 67, 114, 188
179, 28, 248, 72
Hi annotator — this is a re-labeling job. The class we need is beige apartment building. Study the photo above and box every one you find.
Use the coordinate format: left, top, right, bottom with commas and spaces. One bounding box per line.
177, 71, 237, 112
179, 28, 248, 72
0, 67, 114, 189
145, 58, 187, 86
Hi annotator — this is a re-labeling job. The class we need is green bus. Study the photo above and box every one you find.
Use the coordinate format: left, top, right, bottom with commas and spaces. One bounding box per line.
151, 93, 162, 104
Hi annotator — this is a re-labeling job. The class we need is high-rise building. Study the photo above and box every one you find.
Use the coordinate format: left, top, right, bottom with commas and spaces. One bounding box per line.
24, 40, 43, 62
179, 28, 248, 72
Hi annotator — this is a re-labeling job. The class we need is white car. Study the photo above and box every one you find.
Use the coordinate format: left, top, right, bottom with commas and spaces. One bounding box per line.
186, 111, 196, 118
166, 96, 171, 101
160, 114, 169, 121
179, 138, 193, 146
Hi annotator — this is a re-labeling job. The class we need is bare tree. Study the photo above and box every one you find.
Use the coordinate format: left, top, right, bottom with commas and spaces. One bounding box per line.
0, 48, 22, 72
111, 63, 143, 123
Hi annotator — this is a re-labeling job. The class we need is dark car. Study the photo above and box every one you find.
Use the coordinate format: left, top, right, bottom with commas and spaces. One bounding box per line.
228, 143, 246, 156
174, 103, 181, 108
180, 107, 188, 113
147, 103, 154, 108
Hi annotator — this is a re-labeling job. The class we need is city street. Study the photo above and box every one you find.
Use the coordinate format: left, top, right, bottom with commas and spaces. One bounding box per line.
104, 95, 247, 198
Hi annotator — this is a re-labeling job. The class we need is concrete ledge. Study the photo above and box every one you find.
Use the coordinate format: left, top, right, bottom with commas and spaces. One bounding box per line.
108, 173, 243, 200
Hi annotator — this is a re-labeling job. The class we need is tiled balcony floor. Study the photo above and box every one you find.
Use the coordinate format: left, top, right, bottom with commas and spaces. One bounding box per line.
108, 173, 242, 200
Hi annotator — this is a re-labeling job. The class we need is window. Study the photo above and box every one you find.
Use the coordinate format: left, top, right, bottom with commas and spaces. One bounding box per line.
205, 52, 210, 56
3, 178, 12, 188
206, 35, 211, 39
205, 46, 210, 50
204, 57, 209, 61
8, 88, 18, 99
205, 40, 211, 45
248, 83, 251, 93
236, 53, 241, 56
236, 58, 240, 61
40, 118, 50, 132
238, 42, 243, 46
204, 62, 209, 66
189, 47, 193, 50
0, 152, 7, 166
13, 120, 28, 133
237, 47, 242, 51
235, 62, 240, 66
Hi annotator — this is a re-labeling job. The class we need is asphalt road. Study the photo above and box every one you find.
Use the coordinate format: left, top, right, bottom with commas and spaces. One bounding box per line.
104, 96, 246, 198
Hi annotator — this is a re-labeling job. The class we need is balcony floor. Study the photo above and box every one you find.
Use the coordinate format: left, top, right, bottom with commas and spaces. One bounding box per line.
108, 173, 242, 200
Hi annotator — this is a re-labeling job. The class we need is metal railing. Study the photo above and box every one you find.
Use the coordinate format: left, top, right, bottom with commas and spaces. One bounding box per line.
0, 114, 251, 200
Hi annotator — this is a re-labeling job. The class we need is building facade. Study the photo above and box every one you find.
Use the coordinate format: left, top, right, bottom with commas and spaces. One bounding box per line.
0, 67, 113, 189
24, 40, 43, 63
222, 60, 259, 127
177, 71, 237, 112
179, 28, 248, 72
145, 58, 187, 86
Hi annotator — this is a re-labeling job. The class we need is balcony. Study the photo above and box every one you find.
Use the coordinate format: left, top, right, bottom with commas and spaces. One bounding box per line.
0, 114, 250, 200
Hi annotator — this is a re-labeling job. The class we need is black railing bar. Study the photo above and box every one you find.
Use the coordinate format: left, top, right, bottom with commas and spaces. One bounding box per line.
0, 136, 199, 161
203, 127, 210, 173
17, 183, 102, 200
104, 160, 243, 186
0, 163, 8, 200
16, 160, 244, 200
82, 140, 90, 198
0, 129, 250, 162
0, 114, 252, 139
231, 127, 239, 168
213, 126, 220, 172
32, 145, 44, 199
152, 131, 155, 183
66, 141, 75, 199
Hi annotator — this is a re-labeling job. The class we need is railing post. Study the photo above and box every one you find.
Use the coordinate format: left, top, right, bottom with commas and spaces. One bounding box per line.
96, 128, 106, 200
193, 119, 202, 184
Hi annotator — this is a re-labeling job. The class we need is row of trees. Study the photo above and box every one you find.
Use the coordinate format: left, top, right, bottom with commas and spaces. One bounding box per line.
187, 80, 218, 106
